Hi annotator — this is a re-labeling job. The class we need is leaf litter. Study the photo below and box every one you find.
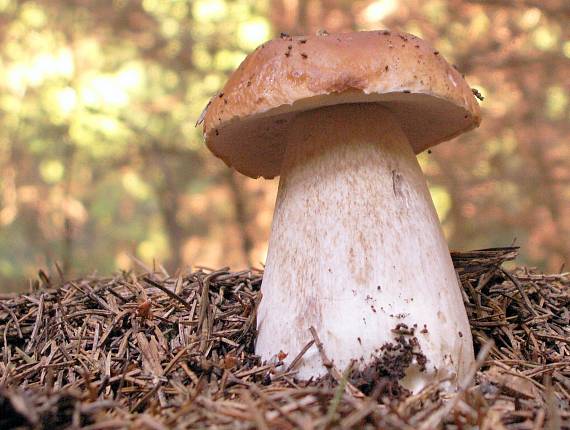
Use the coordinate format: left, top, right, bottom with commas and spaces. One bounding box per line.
0, 247, 568, 429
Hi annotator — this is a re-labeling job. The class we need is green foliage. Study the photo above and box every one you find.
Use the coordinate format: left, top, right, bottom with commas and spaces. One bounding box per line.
0, 0, 271, 288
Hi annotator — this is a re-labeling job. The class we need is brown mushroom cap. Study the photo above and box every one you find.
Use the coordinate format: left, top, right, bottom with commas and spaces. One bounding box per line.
200, 30, 481, 179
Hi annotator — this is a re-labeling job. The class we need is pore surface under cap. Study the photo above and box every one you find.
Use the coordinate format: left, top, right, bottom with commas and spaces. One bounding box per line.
200, 30, 481, 179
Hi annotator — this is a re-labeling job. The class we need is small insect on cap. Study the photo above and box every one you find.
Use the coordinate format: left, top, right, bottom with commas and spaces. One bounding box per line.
199, 30, 481, 179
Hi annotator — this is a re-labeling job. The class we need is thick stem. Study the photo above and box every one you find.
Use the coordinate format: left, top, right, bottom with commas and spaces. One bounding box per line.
256, 104, 474, 391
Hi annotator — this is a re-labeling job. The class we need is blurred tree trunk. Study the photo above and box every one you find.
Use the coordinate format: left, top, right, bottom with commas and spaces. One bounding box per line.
148, 142, 186, 272
61, 140, 76, 277
431, 158, 471, 247
225, 171, 254, 267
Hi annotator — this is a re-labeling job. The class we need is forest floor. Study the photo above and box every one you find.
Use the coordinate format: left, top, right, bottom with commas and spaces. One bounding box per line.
0, 247, 568, 429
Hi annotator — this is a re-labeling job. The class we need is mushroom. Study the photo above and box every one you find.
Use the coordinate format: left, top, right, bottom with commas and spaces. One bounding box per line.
199, 30, 481, 392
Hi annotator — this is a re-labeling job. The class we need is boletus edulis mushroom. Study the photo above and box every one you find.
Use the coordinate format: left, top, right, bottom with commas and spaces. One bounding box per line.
199, 30, 481, 392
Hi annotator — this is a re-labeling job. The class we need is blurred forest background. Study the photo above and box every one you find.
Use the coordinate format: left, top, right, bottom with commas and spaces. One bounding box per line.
0, 0, 568, 292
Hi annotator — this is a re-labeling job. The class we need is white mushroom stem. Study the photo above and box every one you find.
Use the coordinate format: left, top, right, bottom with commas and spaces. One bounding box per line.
256, 103, 474, 392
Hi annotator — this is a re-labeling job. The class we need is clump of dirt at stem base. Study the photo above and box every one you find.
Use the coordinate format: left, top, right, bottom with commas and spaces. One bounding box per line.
349, 323, 427, 400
